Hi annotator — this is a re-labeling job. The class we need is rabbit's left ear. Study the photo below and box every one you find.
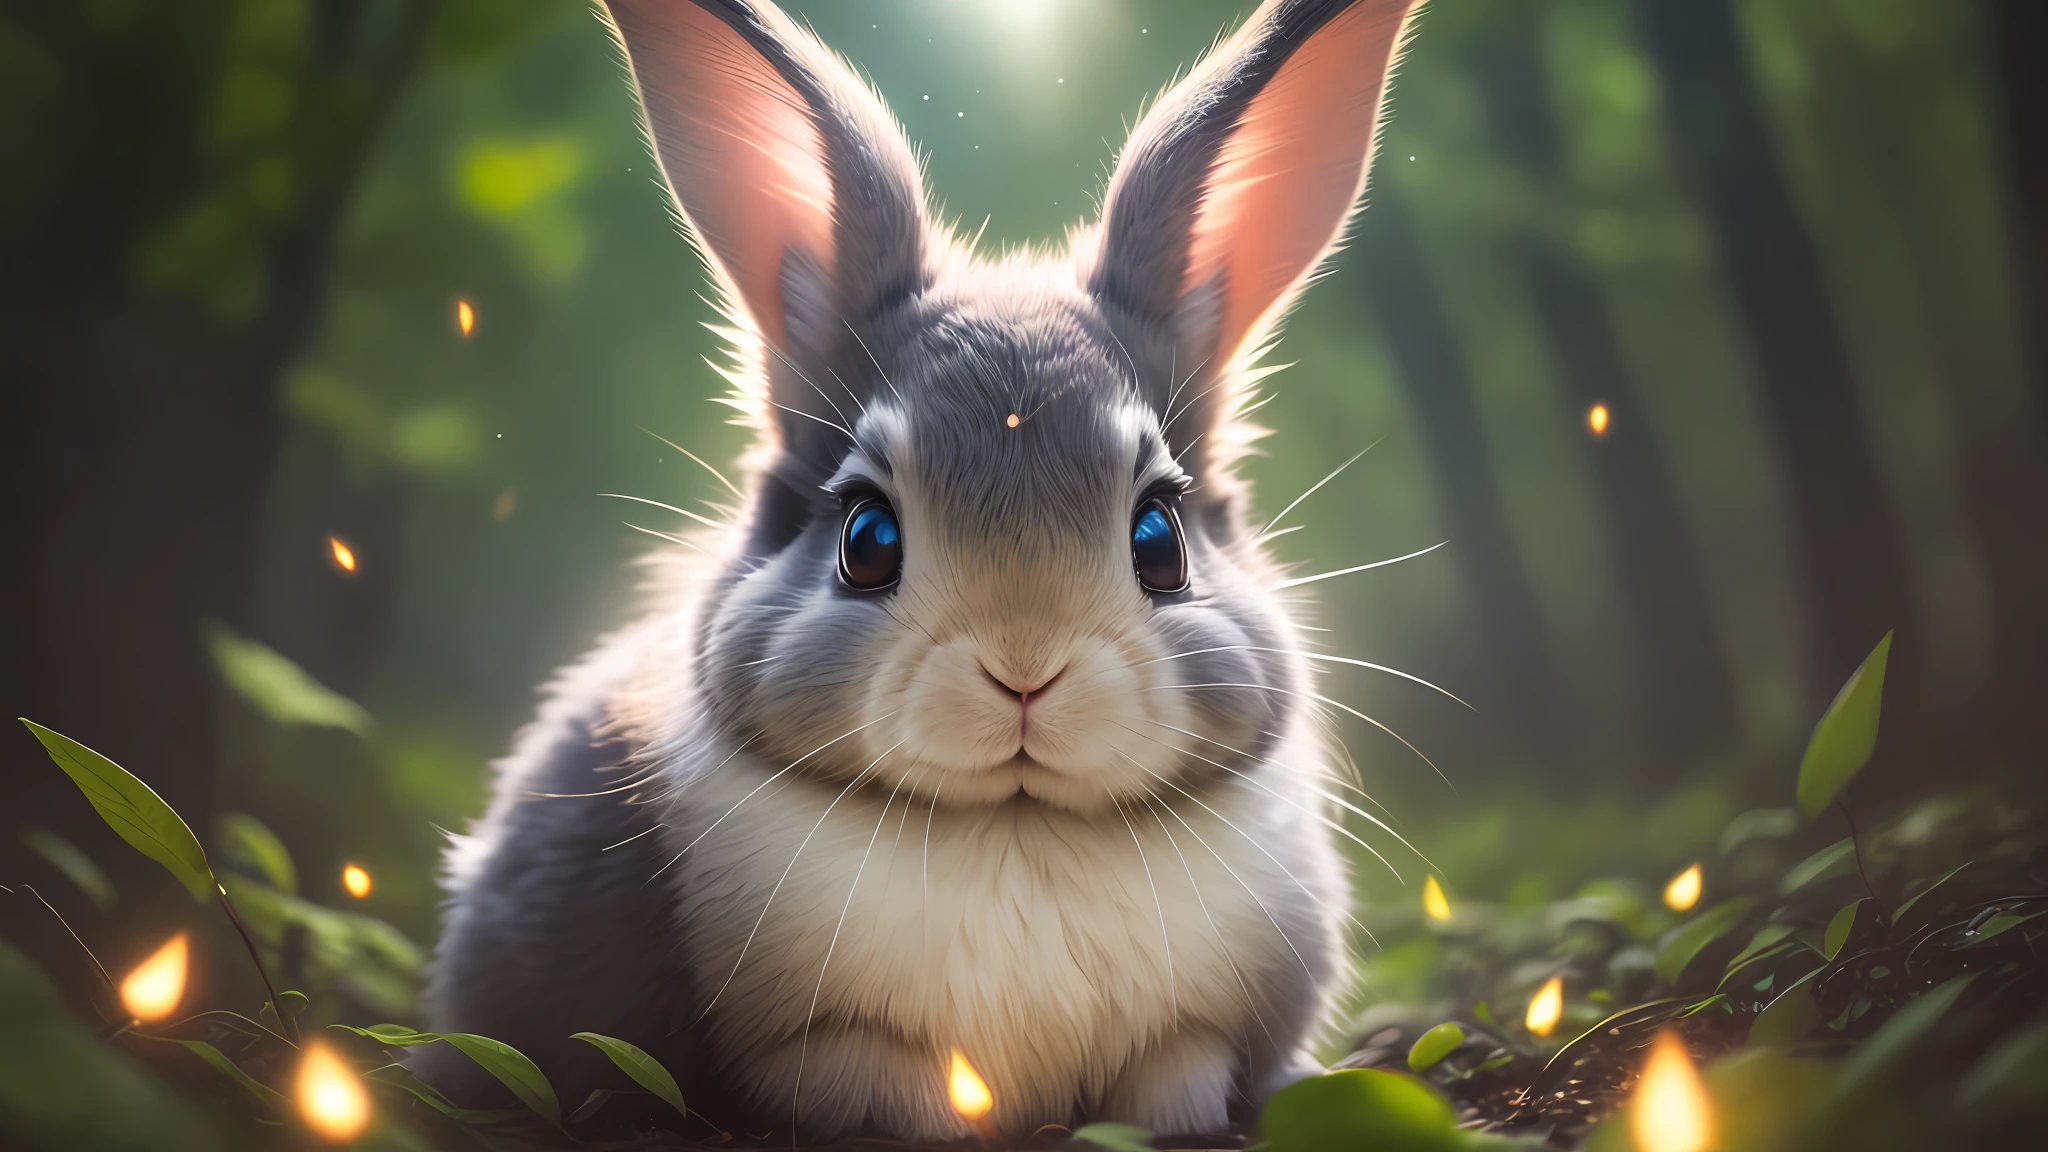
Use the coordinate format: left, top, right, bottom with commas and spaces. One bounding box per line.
1090, 0, 1423, 389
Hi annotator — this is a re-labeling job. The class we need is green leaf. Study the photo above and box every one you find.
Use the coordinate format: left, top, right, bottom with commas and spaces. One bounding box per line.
1405, 1023, 1465, 1072
363, 1065, 527, 1125
1890, 861, 1969, 925
216, 812, 297, 895
1823, 898, 1868, 961
20, 826, 116, 911
19, 719, 215, 902
1779, 839, 1857, 895
1072, 1122, 1156, 1151
1967, 910, 2045, 945
570, 1033, 684, 1118
205, 622, 374, 737
1724, 923, 1798, 972
1718, 807, 1798, 856
1654, 897, 1753, 982
1956, 1024, 2048, 1112
1796, 632, 1891, 818
141, 1036, 289, 1115
1261, 1069, 1460, 1152
1833, 974, 1976, 1099
1748, 966, 1824, 1047
335, 1025, 557, 1122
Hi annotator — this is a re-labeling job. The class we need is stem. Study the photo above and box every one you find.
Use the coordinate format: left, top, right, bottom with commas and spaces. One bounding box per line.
5, 883, 116, 1016
215, 887, 296, 1044
1835, 801, 1892, 923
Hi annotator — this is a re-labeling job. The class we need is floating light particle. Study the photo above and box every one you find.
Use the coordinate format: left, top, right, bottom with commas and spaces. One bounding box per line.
493, 488, 518, 522
1526, 974, 1564, 1037
297, 1041, 373, 1143
456, 298, 476, 338
341, 863, 372, 899
1006, 413, 1021, 428
1664, 863, 1703, 912
1423, 874, 1451, 921
120, 933, 189, 1023
1632, 1029, 1713, 1152
1587, 402, 1611, 437
948, 1048, 993, 1123
327, 535, 357, 574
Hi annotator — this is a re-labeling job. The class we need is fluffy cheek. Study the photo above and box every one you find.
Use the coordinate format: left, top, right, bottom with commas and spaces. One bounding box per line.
888, 641, 1020, 773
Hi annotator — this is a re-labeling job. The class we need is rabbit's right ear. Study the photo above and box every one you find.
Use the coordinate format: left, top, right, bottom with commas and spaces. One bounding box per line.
601, 0, 927, 374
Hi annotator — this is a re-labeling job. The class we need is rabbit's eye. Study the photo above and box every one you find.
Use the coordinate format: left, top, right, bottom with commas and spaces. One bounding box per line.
1132, 497, 1188, 594
839, 497, 903, 591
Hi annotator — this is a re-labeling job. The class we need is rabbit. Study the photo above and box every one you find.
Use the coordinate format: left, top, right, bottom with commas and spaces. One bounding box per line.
417, 0, 1427, 1141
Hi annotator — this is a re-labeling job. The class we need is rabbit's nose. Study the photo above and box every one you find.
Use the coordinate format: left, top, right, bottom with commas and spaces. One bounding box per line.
981, 663, 1065, 701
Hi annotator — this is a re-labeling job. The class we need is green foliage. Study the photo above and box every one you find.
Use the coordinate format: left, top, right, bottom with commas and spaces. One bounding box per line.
1262, 1069, 1462, 1152
1408, 1022, 1467, 1072
1796, 632, 1892, 818
20, 718, 216, 902
1779, 838, 1857, 894
223, 875, 422, 1017
1833, 974, 1975, 1100
1821, 897, 1867, 960
216, 811, 298, 895
205, 622, 374, 736
335, 1024, 560, 1124
139, 1035, 290, 1116
1654, 898, 1753, 982
20, 825, 116, 911
570, 1032, 685, 1119
1071, 1121, 1156, 1151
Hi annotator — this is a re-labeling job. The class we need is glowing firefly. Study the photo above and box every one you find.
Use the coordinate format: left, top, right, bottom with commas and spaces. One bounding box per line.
342, 863, 372, 899
948, 1048, 995, 1137
327, 535, 357, 574
296, 1041, 373, 1143
1631, 1029, 1713, 1152
1526, 974, 1564, 1037
1587, 402, 1611, 438
120, 932, 189, 1023
1423, 875, 1451, 921
1663, 863, 1703, 913
1006, 413, 1020, 428
456, 298, 476, 338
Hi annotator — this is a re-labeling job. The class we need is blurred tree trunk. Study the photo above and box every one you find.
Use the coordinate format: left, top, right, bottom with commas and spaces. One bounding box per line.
1469, 24, 1739, 769
1632, 0, 1924, 725
1352, 183, 1577, 772
0, 1, 425, 901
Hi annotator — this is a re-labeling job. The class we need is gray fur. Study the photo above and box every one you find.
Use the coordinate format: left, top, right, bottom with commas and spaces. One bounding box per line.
424, 0, 1422, 1140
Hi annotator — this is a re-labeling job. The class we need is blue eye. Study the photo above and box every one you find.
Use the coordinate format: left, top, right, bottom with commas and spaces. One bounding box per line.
839, 498, 902, 590
1132, 498, 1187, 593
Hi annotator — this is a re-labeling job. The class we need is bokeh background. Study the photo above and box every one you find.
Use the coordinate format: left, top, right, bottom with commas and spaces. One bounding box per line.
4, 0, 2045, 1021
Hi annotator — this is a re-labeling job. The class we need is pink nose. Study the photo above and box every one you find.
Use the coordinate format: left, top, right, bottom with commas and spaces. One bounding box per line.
983, 664, 1063, 700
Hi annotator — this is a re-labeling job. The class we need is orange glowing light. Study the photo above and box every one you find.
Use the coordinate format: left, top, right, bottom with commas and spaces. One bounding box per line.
120, 932, 189, 1022
1664, 863, 1703, 913
456, 298, 476, 338
947, 1048, 994, 1123
1587, 402, 1611, 437
1526, 974, 1564, 1037
1423, 874, 1452, 921
1006, 413, 1020, 428
297, 1041, 373, 1143
1632, 1029, 1713, 1152
342, 863, 372, 899
327, 535, 357, 574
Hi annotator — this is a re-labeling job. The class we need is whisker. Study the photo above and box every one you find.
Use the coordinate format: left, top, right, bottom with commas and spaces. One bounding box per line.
1140, 789, 1275, 1052
1109, 793, 1176, 1018
602, 824, 664, 852
601, 492, 725, 530
1258, 444, 1374, 538
1133, 644, 1470, 709
1272, 542, 1446, 590
791, 764, 909, 1133
643, 428, 745, 499
647, 713, 896, 884
844, 320, 906, 405
695, 740, 905, 1020
922, 774, 943, 931
770, 399, 855, 440
623, 522, 703, 551
1143, 683, 1454, 791
765, 340, 859, 432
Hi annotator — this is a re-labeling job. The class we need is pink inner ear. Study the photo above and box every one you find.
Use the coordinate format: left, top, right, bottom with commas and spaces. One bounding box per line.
612, 1, 836, 346
1184, 1, 1409, 362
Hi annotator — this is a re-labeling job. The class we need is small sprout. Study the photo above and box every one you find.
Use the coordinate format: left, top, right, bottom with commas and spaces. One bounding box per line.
1526, 975, 1564, 1037
1422, 874, 1451, 921
120, 932, 189, 1022
1664, 863, 1703, 912
1407, 1023, 1465, 1072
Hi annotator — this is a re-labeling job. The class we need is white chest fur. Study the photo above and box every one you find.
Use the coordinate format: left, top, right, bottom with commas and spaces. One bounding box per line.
662, 746, 1345, 1134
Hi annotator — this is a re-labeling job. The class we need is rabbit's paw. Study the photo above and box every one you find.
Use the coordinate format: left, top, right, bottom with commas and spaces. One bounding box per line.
1099, 1032, 1236, 1136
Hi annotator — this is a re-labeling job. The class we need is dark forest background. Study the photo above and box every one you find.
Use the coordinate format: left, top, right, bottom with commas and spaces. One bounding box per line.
3, 0, 2044, 1017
